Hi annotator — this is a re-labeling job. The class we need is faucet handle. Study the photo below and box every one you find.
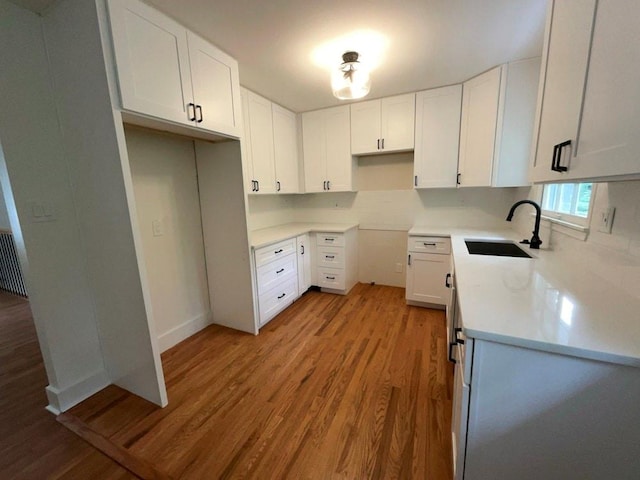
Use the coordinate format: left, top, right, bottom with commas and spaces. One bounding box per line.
520, 239, 530, 245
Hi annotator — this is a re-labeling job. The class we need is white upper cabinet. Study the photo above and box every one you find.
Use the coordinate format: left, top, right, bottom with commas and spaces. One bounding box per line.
107, 0, 241, 138
245, 90, 276, 194
492, 57, 541, 187
350, 94, 415, 155
458, 66, 502, 187
531, 0, 640, 183
458, 59, 540, 188
414, 85, 462, 188
241, 89, 299, 194
272, 104, 299, 194
302, 106, 353, 192
186, 32, 241, 137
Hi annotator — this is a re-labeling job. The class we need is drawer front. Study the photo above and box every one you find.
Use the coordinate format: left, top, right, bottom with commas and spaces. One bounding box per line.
316, 246, 345, 269
255, 238, 297, 268
256, 253, 297, 295
317, 267, 345, 290
408, 236, 451, 254
316, 232, 345, 247
258, 277, 298, 326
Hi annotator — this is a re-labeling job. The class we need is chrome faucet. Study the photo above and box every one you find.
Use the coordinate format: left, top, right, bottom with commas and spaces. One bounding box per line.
506, 200, 542, 249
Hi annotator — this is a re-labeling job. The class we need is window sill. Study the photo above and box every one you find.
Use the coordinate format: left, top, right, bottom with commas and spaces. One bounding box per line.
530, 213, 590, 241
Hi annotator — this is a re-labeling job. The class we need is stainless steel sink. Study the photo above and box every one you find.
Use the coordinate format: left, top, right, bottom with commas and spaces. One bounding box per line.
465, 240, 532, 258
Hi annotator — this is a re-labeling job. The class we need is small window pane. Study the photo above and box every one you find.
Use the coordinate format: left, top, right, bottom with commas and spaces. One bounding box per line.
542, 182, 593, 221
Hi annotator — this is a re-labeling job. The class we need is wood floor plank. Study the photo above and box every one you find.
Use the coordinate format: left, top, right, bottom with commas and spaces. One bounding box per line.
66, 284, 454, 479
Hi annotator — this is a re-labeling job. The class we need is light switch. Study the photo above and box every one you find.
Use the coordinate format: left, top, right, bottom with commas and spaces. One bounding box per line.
29, 200, 56, 222
152, 219, 164, 237
597, 207, 615, 234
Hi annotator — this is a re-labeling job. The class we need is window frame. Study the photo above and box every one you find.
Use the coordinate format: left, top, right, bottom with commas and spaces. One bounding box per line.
540, 182, 596, 229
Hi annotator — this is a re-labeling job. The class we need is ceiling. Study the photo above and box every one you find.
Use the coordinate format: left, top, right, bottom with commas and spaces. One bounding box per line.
14, 0, 547, 113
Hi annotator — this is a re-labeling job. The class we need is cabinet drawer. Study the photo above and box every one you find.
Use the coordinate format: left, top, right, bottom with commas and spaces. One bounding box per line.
254, 238, 297, 267
408, 236, 451, 254
317, 267, 345, 290
316, 232, 345, 247
256, 253, 297, 295
316, 246, 345, 269
258, 277, 298, 326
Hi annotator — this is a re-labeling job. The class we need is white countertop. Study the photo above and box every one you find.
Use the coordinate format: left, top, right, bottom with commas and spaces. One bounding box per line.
411, 226, 640, 367
250, 222, 359, 249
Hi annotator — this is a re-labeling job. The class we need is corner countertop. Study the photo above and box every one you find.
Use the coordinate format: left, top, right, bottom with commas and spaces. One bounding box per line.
410, 226, 640, 368
250, 222, 359, 249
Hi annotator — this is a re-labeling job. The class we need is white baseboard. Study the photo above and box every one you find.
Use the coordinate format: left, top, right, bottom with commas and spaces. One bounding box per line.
157, 311, 212, 353
45, 369, 110, 414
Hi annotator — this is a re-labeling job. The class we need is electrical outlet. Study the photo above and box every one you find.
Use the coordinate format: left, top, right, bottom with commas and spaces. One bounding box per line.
395, 263, 403, 273
597, 206, 615, 234
152, 219, 164, 236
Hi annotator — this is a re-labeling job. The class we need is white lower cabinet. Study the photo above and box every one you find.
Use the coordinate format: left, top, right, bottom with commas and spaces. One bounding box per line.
296, 234, 311, 294
312, 228, 358, 295
453, 337, 640, 480
406, 236, 451, 307
254, 239, 299, 327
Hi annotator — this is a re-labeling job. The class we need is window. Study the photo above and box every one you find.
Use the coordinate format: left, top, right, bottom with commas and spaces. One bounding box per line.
542, 183, 593, 226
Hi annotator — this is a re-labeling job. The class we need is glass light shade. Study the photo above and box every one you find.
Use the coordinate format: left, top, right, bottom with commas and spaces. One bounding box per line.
331, 64, 371, 100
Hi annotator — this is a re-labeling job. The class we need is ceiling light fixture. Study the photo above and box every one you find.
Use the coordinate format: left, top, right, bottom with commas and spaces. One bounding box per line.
331, 51, 371, 100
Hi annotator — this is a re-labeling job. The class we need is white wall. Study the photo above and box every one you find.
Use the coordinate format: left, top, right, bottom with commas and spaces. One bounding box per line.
512, 181, 640, 300
0, 183, 11, 230
0, 0, 108, 413
126, 127, 211, 352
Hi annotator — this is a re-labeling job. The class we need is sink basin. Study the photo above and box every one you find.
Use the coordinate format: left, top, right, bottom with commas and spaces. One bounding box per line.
465, 240, 532, 258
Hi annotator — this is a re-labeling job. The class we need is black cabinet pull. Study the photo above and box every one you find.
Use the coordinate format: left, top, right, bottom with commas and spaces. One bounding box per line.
377, 139, 380, 150
456, 173, 461, 185
327, 180, 330, 190
326, 276, 335, 280
301, 245, 305, 255
256, 180, 260, 192
323, 181, 327, 190
196, 105, 203, 123
381, 138, 385, 149
276, 181, 281, 192
325, 238, 334, 242
187, 103, 196, 121
423, 242, 436, 246
277, 293, 286, 299
551, 140, 571, 172
448, 342, 457, 364
276, 268, 285, 274
445, 273, 452, 288
414, 175, 418, 187
274, 249, 283, 254
325, 255, 335, 259
408, 254, 411, 266
251, 180, 255, 192
455, 327, 465, 345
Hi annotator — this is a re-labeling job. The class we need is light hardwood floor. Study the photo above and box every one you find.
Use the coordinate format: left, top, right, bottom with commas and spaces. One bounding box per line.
0, 290, 134, 479
68, 283, 454, 479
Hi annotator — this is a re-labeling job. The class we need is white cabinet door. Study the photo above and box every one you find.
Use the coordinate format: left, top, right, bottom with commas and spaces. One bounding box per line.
406, 252, 450, 305
246, 91, 276, 194
458, 66, 502, 187
302, 109, 327, 193
452, 355, 470, 480
567, 0, 640, 180
240, 88, 255, 192
324, 106, 352, 192
272, 104, 299, 193
186, 31, 241, 138
530, 0, 596, 182
350, 100, 381, 155
380, 93, 415, 152
108, 0, 193, 126
296, 234, 311, 294
492, 57, 540, 187
414, 85, 462, 188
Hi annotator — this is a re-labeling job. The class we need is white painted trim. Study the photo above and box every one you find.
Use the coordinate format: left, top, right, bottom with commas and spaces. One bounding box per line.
157, 311, 212, 353
45, 369, 110, 413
